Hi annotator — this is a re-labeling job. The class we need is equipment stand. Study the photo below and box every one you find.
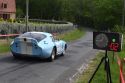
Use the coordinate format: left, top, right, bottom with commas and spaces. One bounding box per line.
88, 50, 112, 83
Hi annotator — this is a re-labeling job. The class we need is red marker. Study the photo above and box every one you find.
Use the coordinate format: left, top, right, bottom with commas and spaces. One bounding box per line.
109, 43, 119, 51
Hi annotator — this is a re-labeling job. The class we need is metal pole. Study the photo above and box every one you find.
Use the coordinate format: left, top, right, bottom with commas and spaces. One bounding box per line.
26, 0, 29, 32
122, 0, 125, 32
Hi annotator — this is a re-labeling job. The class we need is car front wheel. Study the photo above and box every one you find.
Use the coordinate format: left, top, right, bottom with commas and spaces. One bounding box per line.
61, 45, 67, 56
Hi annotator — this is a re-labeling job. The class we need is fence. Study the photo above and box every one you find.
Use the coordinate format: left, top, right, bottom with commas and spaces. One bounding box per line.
0, 22, 75, 35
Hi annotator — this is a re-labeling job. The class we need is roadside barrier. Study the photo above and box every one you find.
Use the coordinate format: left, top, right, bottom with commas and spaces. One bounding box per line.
0, 34, 20, 37
0, 22, 75, 35
117, 55, 125, 83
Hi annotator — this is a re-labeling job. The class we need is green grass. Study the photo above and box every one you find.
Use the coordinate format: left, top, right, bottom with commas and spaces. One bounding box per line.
58, 29, 85, 42
76, 52, 120, 83
93, 52, 120, 83
0, 28, 85, 53
76, 53, 104, 83
0, 42, 10, 53
76, 34, 125, 83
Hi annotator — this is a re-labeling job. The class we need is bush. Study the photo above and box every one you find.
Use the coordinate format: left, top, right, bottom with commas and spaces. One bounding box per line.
7, 19, 17, 23
7, 19, 14, 23
0, 18, 4, 22
111, 25, 124, 33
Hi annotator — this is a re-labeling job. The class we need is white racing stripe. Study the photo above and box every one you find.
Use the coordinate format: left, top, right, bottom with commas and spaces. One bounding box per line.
20, 38, 32, 55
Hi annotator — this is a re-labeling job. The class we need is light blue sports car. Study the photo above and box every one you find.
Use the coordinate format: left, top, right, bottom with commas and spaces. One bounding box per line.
10, 32, 67, 61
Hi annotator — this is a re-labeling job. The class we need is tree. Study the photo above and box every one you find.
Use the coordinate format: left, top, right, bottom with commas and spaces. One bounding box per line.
16, 0, 123, 30
92, 0, 123, 30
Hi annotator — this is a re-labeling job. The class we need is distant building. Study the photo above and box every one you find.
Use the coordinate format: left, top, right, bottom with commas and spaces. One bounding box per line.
0, 0, 16, 19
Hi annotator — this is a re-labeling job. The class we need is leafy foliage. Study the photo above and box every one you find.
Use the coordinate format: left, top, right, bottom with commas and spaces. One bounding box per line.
16, 0, 123, 30
92, 0, 123, 30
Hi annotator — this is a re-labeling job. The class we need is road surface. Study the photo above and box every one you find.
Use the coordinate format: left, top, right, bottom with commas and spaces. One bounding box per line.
0, 30, 98, 83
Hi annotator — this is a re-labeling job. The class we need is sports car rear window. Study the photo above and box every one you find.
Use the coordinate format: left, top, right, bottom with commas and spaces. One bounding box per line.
19, 33, 46, 42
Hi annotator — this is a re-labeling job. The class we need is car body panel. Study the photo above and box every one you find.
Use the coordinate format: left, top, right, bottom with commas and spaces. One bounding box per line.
10, 32, 67, 59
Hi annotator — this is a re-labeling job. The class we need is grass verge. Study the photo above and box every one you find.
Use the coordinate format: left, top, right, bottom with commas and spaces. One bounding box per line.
76, 33, 125, 83
58, 28, 85, 42
0, 40, 10, 53
0, 28, 85, 53
76, 52, 120, 83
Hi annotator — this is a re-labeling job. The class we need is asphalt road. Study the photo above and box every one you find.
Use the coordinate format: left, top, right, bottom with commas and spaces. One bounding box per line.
0, 30, 98, 83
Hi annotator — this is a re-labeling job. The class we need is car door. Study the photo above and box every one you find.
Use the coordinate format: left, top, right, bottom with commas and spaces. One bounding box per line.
51, 36, 61, 54
55, 40, 62, 54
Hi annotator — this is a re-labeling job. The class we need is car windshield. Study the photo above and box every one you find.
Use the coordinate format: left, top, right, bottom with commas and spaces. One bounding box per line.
19, 32, 46, 42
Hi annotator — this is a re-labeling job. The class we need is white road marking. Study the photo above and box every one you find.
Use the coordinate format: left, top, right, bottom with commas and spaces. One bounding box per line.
69, 64, 88, 83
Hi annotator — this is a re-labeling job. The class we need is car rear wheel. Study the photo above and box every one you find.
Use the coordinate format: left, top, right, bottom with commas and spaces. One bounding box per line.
48, 48, 56, 62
